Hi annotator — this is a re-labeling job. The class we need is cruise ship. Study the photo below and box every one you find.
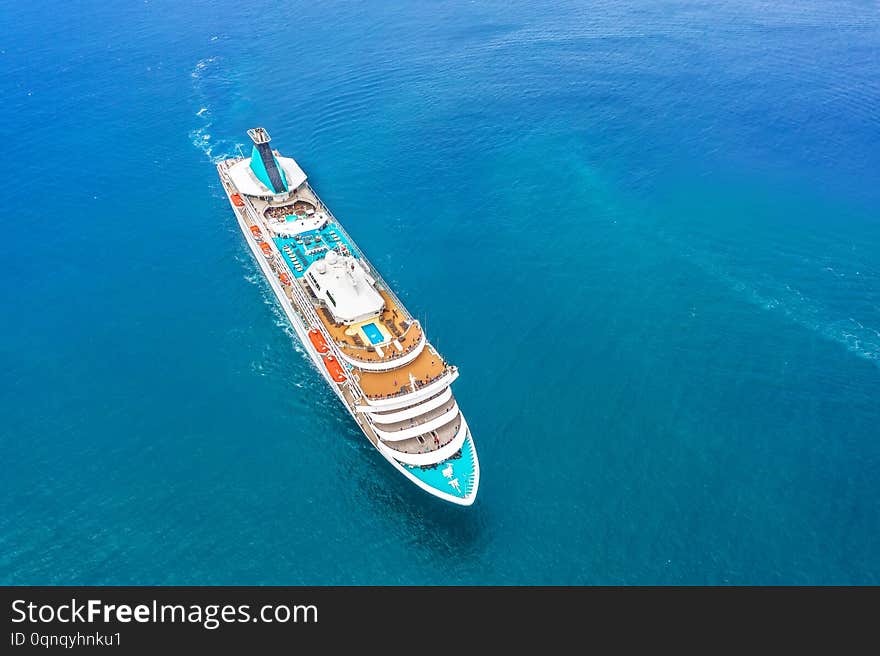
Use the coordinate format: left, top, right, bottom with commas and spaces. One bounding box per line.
217, 128, 479, 505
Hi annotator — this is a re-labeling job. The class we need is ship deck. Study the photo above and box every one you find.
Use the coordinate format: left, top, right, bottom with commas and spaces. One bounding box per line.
312, 288, 423, 364
354, 347, 448, 399
374, 395, 457, 432
402, 435, 477, 502
252, 186, 424, 366
224, 160, 452, 402
380, 412, 461, 455
274, 223, 358, 278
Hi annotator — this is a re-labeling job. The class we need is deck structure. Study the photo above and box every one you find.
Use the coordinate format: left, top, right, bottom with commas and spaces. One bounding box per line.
215, 127, 479, 504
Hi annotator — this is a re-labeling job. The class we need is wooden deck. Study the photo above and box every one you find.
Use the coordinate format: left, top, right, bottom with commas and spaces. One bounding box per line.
354, 346, 448, 399
313, 287, 421, 363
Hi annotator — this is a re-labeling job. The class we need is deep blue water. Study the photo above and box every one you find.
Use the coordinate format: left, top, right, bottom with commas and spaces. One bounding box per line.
1, 0, 879, 584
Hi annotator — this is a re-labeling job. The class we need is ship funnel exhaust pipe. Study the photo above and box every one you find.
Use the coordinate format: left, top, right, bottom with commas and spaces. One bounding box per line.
247, 127, 288, 194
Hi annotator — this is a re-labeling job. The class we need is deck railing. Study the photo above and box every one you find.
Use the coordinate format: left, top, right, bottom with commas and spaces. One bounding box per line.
219, 164, 370, 403
337, 322, 424, 362
221, 160, 450, 407
361, 365, 457, 401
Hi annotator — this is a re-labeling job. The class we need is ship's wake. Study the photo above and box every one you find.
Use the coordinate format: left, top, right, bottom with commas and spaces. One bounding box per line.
237, 256, 307, 359
567, 156, 880, 368
188, 56, 242, 162
675, 240, 880, 367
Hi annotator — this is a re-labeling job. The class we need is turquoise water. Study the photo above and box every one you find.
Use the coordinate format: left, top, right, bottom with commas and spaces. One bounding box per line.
362, 323, 384, 345
1, 0, 879, 584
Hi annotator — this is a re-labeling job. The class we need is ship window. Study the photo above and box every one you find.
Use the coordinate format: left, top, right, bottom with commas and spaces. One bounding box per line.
326, 290, 337, 307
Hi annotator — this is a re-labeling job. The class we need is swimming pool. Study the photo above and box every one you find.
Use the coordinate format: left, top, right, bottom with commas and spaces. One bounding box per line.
362, 322, 384, 345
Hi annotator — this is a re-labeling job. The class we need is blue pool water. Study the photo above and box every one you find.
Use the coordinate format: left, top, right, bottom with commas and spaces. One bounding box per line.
362, 323, 384, 345
1, 0, 879, 584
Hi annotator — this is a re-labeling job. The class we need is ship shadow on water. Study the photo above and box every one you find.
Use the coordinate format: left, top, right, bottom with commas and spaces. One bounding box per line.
274, 344, 492, 576
336, 425, 490, 568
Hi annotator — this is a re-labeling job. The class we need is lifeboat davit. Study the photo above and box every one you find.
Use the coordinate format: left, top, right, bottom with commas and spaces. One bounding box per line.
259, 242, 272, 257
309, 328, 329, 353
279, 272, 292, 286
323, 354, 346, 382
250, 225, 263, 240
231, 194, 244, 207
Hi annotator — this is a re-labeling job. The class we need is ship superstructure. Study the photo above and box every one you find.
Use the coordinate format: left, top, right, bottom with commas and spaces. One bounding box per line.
217, 128, 479, 504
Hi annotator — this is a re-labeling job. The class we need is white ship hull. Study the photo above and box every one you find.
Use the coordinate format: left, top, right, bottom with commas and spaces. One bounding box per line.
217, 153, 479, 506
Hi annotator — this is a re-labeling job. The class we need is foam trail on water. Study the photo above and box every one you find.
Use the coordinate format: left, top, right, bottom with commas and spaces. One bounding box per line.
237, 256, 310, 360
572, 158, 880, 367
188, 57, 241, 162
678, 243, 880, 367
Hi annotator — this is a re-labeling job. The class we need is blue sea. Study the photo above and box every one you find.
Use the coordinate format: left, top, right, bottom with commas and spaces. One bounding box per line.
1, 0, 879, 584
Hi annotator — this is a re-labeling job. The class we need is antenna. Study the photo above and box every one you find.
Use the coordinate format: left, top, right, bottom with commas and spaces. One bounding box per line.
247, 127, 271, 144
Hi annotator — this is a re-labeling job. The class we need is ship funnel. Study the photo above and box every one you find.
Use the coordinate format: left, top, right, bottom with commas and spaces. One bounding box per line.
247, 127, 288, 194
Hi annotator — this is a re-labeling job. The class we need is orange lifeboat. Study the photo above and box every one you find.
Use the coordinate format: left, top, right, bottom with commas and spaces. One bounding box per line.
259, 242, 272, 257
323, 354, 346, 382
309, 328, 329, 353
279, 272, 292, 286
231, 194, 244, 207
250, 225, 263, 240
